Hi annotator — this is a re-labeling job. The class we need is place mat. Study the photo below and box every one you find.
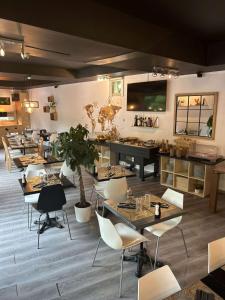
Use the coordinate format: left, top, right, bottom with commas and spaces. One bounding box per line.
18, 155, 46, 166
27, 174, 61, 192
105, 195, 177, 222
97, 165, 134, 180
165, 281, 223, 299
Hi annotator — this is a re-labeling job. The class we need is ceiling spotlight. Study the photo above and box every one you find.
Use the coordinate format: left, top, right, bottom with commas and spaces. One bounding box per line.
168, 74, 172, 79
0, 43, 5, 57
152, 67, 157, 77
27, 75, 32, 80
21, 43, 29, 60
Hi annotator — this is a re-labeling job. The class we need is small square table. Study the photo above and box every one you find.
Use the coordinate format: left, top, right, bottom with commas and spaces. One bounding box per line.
104, 195, 185, 277
13, 154, 63, 169
89, 165, 136, 182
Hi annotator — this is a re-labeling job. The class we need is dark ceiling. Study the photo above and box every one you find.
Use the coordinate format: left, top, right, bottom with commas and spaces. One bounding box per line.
0, 0, 225, 88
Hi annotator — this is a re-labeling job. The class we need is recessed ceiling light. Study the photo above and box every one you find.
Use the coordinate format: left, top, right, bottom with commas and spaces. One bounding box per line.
27, 75, 32, 80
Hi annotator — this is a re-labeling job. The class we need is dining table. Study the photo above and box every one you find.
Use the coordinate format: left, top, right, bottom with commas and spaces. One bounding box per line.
6, 135, 38, 155
103, 194, 185, 277
13, 153, 63, 169
87, 165, 136, 182
18, 172, 75, 196
165, 266, 225, 299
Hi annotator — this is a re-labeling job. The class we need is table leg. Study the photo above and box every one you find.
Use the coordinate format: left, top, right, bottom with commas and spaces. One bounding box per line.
209, 172, 220, 213
139, 160, 145, 181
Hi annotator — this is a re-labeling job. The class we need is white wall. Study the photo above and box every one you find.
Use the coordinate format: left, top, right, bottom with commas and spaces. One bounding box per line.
30, 71, 225, 189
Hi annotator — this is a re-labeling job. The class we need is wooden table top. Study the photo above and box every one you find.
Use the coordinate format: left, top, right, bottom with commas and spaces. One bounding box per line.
18, 173, 75, 195
213, 162, 225, 174
93, 165, 136, 182
13, 154, 62, 168
7, 136, 37, 149
104, 195, 185, 230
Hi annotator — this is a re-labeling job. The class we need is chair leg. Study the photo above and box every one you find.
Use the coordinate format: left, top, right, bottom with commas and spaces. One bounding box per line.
27, 203, 30, 229
29, 206, 33, 231
92, 237, 101, 266
64, 210, 72, 240
179, 227, 189, 258
154, 237, 160, 269
119, 249, 125, 298
37, 214, 42, 249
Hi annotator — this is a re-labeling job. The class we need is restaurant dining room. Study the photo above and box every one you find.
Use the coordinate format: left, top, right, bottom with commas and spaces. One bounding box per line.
0, 1, 225, 300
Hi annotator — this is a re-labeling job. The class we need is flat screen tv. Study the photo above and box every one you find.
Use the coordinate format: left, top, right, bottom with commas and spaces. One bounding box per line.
127, 80, 167, 111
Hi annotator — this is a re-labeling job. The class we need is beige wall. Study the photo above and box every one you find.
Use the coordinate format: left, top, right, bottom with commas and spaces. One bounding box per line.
30, 71, 225, 189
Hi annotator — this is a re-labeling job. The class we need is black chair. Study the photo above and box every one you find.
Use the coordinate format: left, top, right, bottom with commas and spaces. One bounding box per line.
33, 184, 72, 249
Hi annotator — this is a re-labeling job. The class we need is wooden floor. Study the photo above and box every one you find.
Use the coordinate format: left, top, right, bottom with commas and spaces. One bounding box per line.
0, 151, 225, 300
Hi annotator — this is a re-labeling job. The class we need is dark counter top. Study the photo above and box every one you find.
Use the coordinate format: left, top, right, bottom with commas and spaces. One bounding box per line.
159, 152, 224, 165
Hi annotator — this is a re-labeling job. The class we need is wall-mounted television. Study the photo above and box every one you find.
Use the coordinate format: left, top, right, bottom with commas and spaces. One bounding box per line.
127, 80, 167, 111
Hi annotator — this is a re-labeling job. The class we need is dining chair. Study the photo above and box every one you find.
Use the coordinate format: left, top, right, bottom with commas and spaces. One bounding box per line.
92, 211, 149, 298
60, 161, 76, 184
2, 137, 21, 171
24, 164, 45, 229
49, 132, 58, 143
32, 184, 72, 249
138, 265, 181, 300
144, 188, 188, 269
90, 177, 128, 209
208, 236, 225, 273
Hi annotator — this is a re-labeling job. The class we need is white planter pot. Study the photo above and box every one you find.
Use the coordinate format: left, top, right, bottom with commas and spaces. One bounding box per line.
74, 203, 91, 223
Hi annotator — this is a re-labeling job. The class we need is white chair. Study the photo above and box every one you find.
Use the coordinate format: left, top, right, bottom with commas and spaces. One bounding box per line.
49, 133, 58, 143
138, 265, 181, 300
24, 164, 45, 229
90, 177, 128, 208
92, 211, 149, 298
145, 188, 188, 268
59, 161, 76, 184
25, 163, 45, 179
31, 130, 40, 143
208, 237, 225, 273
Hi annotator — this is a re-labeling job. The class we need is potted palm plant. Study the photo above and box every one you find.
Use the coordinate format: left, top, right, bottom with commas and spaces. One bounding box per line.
56, 124, 99, 222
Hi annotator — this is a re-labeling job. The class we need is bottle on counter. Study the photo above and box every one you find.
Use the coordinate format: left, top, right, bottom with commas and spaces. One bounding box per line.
134, 115, 138, 127
22, 173, 27, 187
155, 202, 161, 218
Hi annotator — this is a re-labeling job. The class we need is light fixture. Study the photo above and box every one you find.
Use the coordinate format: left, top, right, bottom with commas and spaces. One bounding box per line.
152, 67, 157, 77
0, 36, 30, 60
0, 43, 5, 57
97, 74, 110, 81
23, 76, 39, 113
152, 65, 179, 79
21, 42, 29, 60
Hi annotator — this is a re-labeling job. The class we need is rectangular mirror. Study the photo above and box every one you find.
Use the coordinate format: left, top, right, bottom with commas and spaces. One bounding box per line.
174, 92, 218, 139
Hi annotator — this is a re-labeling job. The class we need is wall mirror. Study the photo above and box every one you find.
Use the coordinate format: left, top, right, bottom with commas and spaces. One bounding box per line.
174, 92, 218, 139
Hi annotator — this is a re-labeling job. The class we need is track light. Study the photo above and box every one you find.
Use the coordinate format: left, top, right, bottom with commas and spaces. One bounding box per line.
152, 67, 157, 77
152, 65, 179, 79
21, 43, 29, 60
0, 44, 5, 57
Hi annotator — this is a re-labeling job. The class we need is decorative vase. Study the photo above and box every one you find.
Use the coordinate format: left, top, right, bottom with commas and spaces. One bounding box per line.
74, 202, 91, 223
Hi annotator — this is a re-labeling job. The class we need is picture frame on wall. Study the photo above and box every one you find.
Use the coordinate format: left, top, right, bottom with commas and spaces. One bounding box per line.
43, 105, 50, 113
110, 77, 123, 97
0, 97, 10, 105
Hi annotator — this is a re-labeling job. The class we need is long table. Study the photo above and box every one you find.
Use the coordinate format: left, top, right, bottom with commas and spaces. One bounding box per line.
110, 141, 159, 181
